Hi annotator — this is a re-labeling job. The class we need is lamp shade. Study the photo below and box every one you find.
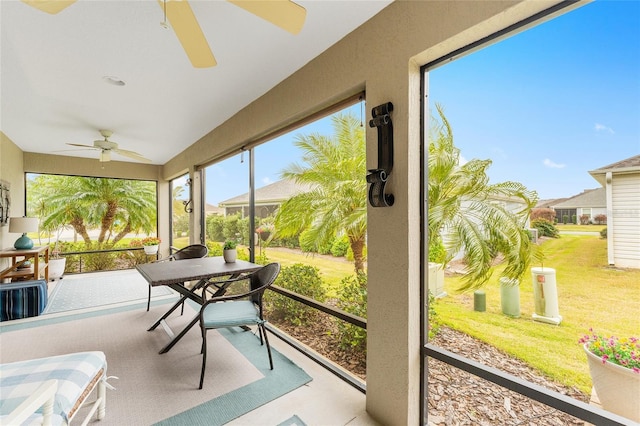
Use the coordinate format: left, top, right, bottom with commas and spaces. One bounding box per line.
9, 217, 39, 234
9, 217, 39, 250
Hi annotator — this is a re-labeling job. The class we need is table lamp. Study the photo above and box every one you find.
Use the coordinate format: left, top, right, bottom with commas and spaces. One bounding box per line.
9, 217, 39, 250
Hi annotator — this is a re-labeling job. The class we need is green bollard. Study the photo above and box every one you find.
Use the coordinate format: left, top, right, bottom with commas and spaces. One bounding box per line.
474, 290, 486, 312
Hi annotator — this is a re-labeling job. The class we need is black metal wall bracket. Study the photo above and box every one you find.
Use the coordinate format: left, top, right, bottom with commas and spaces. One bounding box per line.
367, 102, 394, 207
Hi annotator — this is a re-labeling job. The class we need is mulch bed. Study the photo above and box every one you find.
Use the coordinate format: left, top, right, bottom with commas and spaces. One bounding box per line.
270, 314, 592, 425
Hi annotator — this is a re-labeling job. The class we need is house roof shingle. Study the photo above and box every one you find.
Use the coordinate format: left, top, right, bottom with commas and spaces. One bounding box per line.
219, 179, 313, 206
551, 188, 605, 209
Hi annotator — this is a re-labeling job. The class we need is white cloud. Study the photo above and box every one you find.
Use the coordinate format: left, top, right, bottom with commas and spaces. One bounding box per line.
543, 158, 566, 169
595, 123, 615, 134
262, 177, 273, 185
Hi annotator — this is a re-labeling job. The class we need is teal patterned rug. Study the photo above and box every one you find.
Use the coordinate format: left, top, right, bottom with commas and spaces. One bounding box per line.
44, 269, 175, 314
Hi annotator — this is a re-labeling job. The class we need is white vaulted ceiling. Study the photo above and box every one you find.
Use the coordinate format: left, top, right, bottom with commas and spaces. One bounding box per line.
0, 0, 392, 164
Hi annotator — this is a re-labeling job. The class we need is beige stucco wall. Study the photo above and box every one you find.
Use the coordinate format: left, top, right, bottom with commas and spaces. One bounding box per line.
0, 132, 26, 266
2, 0, 579, 423
162, 1, 571, 424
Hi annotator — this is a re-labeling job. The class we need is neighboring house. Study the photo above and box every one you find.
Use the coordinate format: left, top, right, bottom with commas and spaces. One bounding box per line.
535, 197, 567, 209
589, 154, 640, 269
218, 179, 312, 218
549, 188, 606, 224
205, 203, 224, 216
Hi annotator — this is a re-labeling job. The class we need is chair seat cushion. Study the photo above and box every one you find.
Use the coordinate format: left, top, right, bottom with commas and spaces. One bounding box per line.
202, 300, 260, 328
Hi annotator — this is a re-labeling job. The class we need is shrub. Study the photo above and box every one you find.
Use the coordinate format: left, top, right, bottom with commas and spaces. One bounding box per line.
206, 241, 223, 256
562, 214, 569, 225
336, 273, 367, 352
222, 214, 241, 241
531, 218, 560, 238
571, 214, 577, 224
206, 215, 225, 241
330, 235, 350, 257
265, 264, 327, 326
531, 208, 556, 223
428, 239, 446, 264
594, 214, 607, 225
579, 214, 590, 225
600, 227, 607, 239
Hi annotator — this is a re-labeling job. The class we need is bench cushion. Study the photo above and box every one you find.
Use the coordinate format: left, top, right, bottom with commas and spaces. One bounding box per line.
0, 351, 106, 423
0, 280, 48, 321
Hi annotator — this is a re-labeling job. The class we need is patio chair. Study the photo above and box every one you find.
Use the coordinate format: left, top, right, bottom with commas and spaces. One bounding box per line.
146, 244, 208, 311
198, 262, 280, 389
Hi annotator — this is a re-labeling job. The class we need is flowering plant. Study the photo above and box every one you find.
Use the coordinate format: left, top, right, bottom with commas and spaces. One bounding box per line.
579, 329, 640, 373
141, 237, 161, 246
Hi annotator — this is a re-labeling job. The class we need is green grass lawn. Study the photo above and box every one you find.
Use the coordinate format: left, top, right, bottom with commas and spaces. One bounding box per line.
259, 247, 357, 297
555, 223, 606, 233
435, 234, 640, 394
172, 238, 357, 297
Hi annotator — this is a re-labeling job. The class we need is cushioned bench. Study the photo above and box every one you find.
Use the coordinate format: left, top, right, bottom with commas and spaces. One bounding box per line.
0, 351, 108, 425
0, 279, 48, 321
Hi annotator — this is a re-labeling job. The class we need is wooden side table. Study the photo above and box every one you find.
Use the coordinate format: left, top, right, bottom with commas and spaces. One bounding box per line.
0, 246, 49, 282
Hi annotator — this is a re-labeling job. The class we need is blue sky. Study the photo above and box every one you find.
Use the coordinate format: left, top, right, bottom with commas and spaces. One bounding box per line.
429, 0, 640, 200
203, 0, 639, 205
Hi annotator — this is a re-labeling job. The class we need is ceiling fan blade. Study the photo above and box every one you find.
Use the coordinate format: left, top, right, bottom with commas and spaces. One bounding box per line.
66, 143, 97, 149
113, 148, 152, 164
228, 0, 306, 35
158, 0, 217, 68
20, 0, 77, 14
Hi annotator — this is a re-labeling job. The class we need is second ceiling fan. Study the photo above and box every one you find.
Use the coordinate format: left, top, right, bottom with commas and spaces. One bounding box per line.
21, 0, 307, 68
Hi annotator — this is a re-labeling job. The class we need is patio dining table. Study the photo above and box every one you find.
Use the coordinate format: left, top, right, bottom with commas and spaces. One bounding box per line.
136, 256, 262, 354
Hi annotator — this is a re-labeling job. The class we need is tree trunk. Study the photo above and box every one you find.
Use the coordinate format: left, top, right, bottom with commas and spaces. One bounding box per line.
112, 222, 131, 245
70, 217, 91, 244
349, 235, 366, 274
98, 201, 118, 243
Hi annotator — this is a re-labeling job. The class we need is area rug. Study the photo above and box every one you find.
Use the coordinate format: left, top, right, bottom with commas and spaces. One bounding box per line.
277, 415, 307, 426
43, 269, 175, 314
0, 302, 312, 425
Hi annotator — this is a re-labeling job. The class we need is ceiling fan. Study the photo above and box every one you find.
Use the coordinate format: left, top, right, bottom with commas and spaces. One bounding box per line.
20, 0, 307, 68
66, 130, 152, 163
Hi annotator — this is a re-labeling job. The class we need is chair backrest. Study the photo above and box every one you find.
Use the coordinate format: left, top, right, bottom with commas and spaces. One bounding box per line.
249, 263, 280, 305
171, 244, 208, 260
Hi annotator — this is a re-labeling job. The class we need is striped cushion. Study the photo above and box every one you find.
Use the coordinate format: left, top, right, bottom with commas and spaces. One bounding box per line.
0, 280, 48, 321
0, 351, 106, 423
202, 301, 261, 328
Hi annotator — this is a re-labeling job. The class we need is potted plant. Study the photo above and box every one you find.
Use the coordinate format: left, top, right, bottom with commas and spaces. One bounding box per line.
142, 237, 161, 255
223, 240, 237, 263
48, 240, 67, 281
579, 329, 640, 421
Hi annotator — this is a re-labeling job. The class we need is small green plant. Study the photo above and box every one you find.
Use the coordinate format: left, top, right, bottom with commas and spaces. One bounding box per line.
223, 240, 237, 250
562, 214, 569, 224
579, 329, 640, 373
600, 227, 607, 239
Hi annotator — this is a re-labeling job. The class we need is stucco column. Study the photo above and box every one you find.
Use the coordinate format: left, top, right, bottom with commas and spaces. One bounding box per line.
365, 65, 423, 425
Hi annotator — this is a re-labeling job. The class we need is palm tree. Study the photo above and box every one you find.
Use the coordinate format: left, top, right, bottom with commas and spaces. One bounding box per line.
28, 175, 157, 246
428, 104, 538, 291
275, 113, 368, 273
